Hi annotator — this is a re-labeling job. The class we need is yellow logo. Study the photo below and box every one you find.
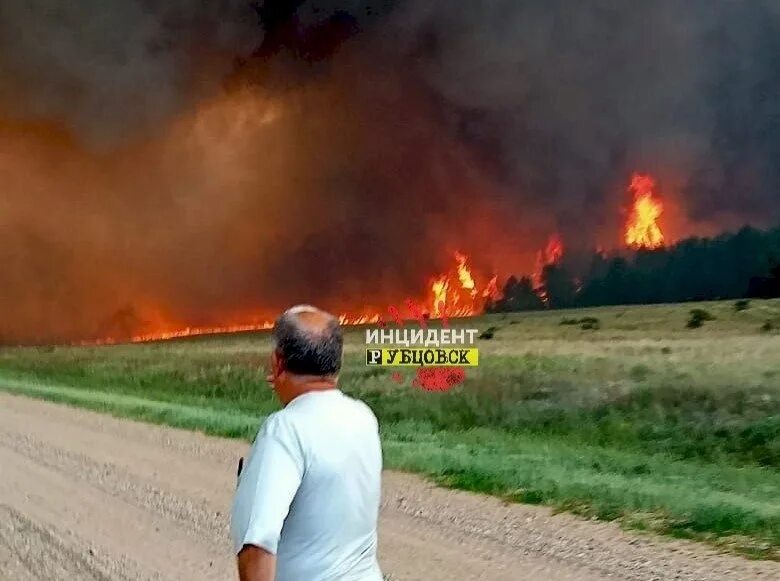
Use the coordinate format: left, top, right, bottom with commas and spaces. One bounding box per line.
365, 348, 479, 367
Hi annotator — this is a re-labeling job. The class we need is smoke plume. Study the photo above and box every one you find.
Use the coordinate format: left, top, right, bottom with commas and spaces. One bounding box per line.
1, 1, 779, 342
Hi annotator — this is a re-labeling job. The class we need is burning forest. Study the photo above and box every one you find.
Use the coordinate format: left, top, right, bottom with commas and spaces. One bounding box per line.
1, 1, 780, 344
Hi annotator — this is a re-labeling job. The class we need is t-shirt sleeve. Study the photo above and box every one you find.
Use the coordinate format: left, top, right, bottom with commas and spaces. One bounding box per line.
230, 415, 304, 555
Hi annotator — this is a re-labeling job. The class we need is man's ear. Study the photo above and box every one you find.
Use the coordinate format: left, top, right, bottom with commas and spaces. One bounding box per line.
271, 349, 284, 377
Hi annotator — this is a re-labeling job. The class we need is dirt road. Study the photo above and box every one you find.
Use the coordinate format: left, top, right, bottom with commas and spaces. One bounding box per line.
0, 393, 776, 580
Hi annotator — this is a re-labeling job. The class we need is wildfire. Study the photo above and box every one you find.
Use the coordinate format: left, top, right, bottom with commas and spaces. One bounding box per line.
429, 252, 498, 318
77, 321, 277, 345
132, 322, 273, 343
85, 252, 499, 344
82, 173, 675, 347
530, 234, 565, 304
123, 313, 385, 344
625, 173, 664, 249
482, 275, 499, 301
431, 275, 450, 317
455, 251, 477, 298
85, 174, 673, 347
532, 233, 564, 290
338, 313, 382, 326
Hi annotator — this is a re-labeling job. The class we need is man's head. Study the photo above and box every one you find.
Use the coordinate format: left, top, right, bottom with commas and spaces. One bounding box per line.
268, 305, 344, 405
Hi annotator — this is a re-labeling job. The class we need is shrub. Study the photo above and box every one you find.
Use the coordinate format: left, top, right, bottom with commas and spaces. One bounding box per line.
630, 364, 651, 381
734, 299, 751, 312
687, 317, 703, 329
560, 316, 600, 330
761, 321, 775, 333
687, 309, 715, 329
479, 326, 498, 340
691, 308, 716, 321
580, 317, 601, 330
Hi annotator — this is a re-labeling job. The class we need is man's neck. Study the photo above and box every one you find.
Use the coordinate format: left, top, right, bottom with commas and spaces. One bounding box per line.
282, 376, 338, 406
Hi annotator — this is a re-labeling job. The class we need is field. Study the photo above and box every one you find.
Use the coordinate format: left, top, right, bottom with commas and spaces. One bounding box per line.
1, 299, 779, 559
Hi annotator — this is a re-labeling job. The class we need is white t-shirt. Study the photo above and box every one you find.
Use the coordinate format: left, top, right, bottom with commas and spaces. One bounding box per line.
231, 389, 383, 581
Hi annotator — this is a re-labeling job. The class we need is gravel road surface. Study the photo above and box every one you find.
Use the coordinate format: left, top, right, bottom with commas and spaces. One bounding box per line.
0, 393, 776, 580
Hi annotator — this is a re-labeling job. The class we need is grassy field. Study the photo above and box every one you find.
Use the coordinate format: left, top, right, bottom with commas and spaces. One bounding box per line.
1, 299, 779, 559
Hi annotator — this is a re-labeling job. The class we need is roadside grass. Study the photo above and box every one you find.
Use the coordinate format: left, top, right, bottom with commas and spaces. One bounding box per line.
1, 298, 779, 559
0, 377, 261, 438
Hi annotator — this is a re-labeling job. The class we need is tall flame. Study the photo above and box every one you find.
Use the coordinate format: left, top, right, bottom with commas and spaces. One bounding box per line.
532, 233, 564, 291
429, 252, 499, 318
431, 275, 450, 317
482, 275, 499, 300
455, 251, 477, 298
625, 173, 664, 249
530, 234, 565, 304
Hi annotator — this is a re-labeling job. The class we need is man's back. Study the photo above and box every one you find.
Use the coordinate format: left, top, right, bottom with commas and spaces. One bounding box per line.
231, 389, 383, 581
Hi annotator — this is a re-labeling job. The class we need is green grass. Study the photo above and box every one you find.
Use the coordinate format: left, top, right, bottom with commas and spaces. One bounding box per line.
1, 298, 779, 559
0, 377, 261, 438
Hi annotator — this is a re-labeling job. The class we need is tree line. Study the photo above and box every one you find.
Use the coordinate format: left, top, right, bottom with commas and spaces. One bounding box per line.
487, 226, 780, 312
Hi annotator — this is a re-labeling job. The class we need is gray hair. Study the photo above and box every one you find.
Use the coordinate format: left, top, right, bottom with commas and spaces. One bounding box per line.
272, 305, 343, 376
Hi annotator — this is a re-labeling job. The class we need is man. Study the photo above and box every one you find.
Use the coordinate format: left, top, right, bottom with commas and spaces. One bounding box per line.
231, 305, 383, 581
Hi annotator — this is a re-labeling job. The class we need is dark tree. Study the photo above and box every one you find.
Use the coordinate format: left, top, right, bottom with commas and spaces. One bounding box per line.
749, 264, 780, 298
541, 264, 577, 309
488, 275, 543, 312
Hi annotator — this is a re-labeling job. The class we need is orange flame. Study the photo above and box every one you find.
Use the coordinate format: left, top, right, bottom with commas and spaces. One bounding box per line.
625, 173, 664, 249
86, 252, 499, 344
431, 275, 450, 317
428, 252, 499, 318
530, 234, 565, 304
338, 313, 381, 326
532, 234, 564, 290
76, 320, 277, 345
482, 275, 499, 301
454, 251, 477, 298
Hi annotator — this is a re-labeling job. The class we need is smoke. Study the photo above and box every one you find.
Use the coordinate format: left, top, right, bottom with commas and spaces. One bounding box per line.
1, 0, 779, 342
378, 0, 780, 235
0, 1, 259, 144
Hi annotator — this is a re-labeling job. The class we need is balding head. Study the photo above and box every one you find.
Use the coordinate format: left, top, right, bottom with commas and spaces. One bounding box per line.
272, 305, 343, 376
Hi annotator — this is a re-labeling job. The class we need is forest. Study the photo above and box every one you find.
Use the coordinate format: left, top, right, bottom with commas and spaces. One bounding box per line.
488, 226, 780, 312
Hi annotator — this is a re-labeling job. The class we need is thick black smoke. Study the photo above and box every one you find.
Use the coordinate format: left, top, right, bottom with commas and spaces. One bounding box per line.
377, 0, 780, 235
1, 0, 779, 342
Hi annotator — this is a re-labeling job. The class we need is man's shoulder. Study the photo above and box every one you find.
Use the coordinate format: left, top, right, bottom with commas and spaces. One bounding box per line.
327, 395, 380, 442
344, 395, 379, 427
258, 409, 299, 441
265, 392, 379, 439
323, 391, 379, 427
